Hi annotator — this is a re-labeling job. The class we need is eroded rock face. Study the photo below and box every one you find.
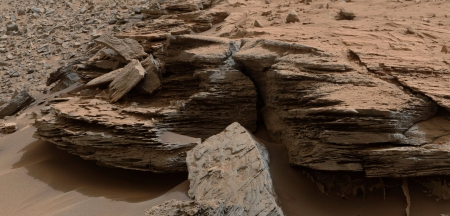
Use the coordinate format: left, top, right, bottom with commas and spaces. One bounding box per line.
146, 122, 283, 216
233, 39, 443, 177
33, 35, 257, 172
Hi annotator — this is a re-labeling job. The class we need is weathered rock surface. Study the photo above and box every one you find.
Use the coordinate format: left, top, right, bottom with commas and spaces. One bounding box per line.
0, 90, 35, 118
33, 35, 257, 172
85, 68, 123, 87
187, 122, 283, 215
233, 39, 446, 177
108, 59, 145, 103
94, 35, 148, 62
145, 199, 245, 216
146, 123, 283, 216
135, 55, 162, 95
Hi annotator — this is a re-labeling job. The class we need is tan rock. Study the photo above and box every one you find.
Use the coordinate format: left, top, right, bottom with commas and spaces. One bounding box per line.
85, 68, 123, 87
3, 122, 17, 133
186, 122, 284, 216
442, 45, 449, 53
286, 11, 300, 23
94, 35, 148, 62
135, 55, 161, 95
108, 60, 145, 103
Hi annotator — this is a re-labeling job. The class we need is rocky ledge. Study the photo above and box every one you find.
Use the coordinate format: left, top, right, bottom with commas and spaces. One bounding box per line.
32, 0, 450, 178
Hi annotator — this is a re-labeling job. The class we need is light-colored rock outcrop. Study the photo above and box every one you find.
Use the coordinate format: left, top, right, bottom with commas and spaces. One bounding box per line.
145, 122, 283, 216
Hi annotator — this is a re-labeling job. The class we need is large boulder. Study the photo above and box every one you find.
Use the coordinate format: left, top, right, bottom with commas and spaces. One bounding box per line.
145, 123, 284, 216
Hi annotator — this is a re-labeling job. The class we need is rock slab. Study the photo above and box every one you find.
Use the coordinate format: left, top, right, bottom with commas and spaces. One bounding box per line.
145, 122, 284, 216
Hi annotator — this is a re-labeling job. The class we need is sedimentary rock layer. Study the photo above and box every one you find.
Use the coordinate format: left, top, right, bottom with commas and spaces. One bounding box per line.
232, 39, 448, 177
34, 35, 257, 172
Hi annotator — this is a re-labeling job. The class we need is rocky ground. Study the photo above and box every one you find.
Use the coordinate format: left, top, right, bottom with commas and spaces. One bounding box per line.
2, 0, 450, 215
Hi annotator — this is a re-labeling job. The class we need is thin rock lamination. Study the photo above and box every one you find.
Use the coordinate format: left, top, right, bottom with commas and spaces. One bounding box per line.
232, 39, 447, 177
33, 35, 257, 172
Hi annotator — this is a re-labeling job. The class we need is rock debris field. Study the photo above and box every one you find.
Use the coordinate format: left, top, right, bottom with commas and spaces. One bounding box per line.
1, 0, 450, 215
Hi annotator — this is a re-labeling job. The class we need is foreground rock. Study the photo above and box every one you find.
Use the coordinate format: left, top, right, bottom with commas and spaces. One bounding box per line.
0, 90, 35, 119
146, 123, 284, 216
33, 35, 257, 172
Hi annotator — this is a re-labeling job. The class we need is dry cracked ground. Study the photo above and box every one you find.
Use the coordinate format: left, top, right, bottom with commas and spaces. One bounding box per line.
1, 0, 450, 215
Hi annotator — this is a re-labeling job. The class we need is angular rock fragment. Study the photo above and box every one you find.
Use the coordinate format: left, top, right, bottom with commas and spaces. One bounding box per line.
94, 35, 148, 62
135, 55, 162, 95
254, 20, 264, 27
234, 39, 439, 176
2, 122, 17, 134
215, 12, 246, 37
337, 8, 356, 20
0, 90, 35, 119
6, 22, 19, 34
186, 122, 284, 216
85, 68, 123, 87
286, 11, 300, 23
47, 57, 89, 92
442, 45, 449, 53
109, 60, 145, 103
146, 123, 283, 215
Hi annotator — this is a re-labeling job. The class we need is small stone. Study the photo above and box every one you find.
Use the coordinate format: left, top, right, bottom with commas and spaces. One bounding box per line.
41, 106, 51, 114
254, 20, 264, 28
6, 23, 19, 32
442, 45, 449, 54
31, 7, 44, 13
27, 69, 35, 74
265, 0, 271, 3
6, 54, 14, 60
286, 11, 300, 23
3, 122, 17, 133
18, 9, 26, 15
7, 69, 19, 78
337, 8, 356, 20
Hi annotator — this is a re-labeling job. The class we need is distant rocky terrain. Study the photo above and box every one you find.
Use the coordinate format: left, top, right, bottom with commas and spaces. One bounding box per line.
2, 0, 450, 215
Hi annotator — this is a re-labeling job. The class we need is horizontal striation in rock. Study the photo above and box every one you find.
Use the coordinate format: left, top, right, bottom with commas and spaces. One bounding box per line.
234, 39, 445, 176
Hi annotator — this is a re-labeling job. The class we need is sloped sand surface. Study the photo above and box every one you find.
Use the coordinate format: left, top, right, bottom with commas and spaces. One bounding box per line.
0, 122, 189, 216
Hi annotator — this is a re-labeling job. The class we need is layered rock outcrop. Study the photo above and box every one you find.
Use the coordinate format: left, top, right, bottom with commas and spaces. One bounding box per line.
32, 0, 450, 179
145, 122, 283, 216
34, 35, 257, 172
232, 39, 450, 177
